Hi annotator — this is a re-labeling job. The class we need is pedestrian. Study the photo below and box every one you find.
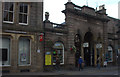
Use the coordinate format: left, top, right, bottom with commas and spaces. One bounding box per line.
97, 57, 101, 70
103, 60, 107, 67
55, 56, 60, 71
78, 56, 83, 71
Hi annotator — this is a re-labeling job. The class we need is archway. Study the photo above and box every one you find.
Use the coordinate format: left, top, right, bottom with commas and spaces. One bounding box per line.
74, 34, 81, 67
83, 32, 94, 66
53, 42, 64, 65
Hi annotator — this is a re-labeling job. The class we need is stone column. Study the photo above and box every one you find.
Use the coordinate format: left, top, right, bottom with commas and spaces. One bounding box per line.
10, 34, 19, 73
81, 42, 84, 60
102, 22, 108, 66
94, 43, 97, 66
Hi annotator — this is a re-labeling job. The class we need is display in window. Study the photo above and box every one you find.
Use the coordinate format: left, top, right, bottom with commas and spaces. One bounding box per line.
20, 53, 26, 62
53, 49, 63, 64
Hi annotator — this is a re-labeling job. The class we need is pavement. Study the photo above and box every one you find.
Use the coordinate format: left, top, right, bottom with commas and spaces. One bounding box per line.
2, 66, 119, 76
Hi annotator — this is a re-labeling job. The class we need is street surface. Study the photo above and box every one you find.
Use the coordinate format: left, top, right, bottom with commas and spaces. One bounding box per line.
1, 66, 119, 77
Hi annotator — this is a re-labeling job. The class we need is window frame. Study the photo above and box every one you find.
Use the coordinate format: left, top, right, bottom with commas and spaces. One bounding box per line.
18, 37, 31, 66
18, 3, 29, 25
53, 42, 64, 65
0, 37, 11, 66
3, 2, 15, 24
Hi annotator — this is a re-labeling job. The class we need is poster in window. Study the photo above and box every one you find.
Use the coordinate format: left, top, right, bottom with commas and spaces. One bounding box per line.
20, 53, 26, 62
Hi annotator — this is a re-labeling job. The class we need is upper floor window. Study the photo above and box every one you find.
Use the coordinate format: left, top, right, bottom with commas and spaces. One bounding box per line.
3, 2, 14, 23
19, 3, 28, 25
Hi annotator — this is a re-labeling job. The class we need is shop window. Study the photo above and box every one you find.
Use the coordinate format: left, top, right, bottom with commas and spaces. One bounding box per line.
0, 37, 10, 66
19, 3, 29, 25
3, 2, 14, 23
53, 42, 64, 64
18, 37, 30, 65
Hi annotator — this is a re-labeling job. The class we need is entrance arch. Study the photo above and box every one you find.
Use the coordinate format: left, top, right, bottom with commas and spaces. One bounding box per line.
83, 32, 94, 66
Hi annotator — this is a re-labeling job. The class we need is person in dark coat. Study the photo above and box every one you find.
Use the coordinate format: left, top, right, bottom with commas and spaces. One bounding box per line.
78, 56, 83, 71
97, 57, 101, 69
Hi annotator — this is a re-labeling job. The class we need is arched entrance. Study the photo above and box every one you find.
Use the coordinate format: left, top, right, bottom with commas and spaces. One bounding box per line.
74, 34, 81, 67
83, 32, 94, 66
53, 42, 64, 65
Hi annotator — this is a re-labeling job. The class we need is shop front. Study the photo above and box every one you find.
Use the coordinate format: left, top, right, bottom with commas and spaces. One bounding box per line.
53, 42, 64, 65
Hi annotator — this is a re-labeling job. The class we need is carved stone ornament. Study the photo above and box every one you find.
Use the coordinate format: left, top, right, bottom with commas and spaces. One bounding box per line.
45, 12, 49, 20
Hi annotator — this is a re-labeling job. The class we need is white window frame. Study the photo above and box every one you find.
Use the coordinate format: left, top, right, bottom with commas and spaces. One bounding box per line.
18, 3, 29, 25
18, 37, 31, 66
3, 2, 14, 23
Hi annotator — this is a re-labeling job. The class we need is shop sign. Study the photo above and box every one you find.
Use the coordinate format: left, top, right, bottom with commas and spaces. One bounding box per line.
83, 43, 89, 47
45, 54, 51, 65
37, 49, 40, 53
53, 43, 63, 49
46, 52, 51, 55
96, 44, 102, 48
108, 46, 112, 51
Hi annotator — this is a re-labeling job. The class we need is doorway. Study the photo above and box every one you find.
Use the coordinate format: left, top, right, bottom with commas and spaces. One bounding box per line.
84, 32, 94, 66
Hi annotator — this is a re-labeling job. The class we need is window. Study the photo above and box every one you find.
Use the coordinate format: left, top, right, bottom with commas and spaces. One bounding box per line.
0, 37, 10, 66
3, 2, 14, 23
18, 37, 30, 65
53, 42, 64, 65
19, 3, 28, 25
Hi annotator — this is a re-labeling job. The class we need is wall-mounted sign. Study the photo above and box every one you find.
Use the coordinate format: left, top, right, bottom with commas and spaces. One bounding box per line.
53, 43, 63, 49
108, 46, 113, 51
5, 30, 27, 34
83, 43, 89, 47
37, 49, 40, 53
46, 52, 51, 55
45, 54, 51, 65
96, 44, 102, 48
40, 33, 43, 42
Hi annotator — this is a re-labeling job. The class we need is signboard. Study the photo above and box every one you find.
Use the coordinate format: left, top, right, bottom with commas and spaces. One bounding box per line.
37, 49, 40, 53
108, 46, 112, 51
83, 43, 89, 47
53, 43, 63, 49
96, 44, 102, 48
40, 34, 43, 42
45, 54, 51, 65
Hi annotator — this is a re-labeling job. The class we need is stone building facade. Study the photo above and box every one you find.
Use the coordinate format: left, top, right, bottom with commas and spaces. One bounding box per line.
61, 2, 120, 67
1, 1, 120, 74
44, 2, 120, 69
1, 2, 44, 73
62, 2, 109, 67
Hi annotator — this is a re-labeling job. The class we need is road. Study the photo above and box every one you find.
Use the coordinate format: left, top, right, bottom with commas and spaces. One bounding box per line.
1, 66, 119, 77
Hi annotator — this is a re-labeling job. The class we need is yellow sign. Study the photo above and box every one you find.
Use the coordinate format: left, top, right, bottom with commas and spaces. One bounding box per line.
45, 54, 51, 65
